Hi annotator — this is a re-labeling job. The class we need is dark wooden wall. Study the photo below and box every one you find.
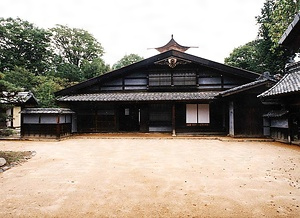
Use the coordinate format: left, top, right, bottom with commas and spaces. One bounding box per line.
80, 64, 250, 94
21, 114, 72, 139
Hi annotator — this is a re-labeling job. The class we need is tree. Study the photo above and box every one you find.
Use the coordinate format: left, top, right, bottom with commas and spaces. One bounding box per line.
112, 54, 143, 70
81, 58, 110, 80
261, 0, 300, 45
54, 62, 82, 84
225, 40, 263, 72
225, 0, 299, 74
50, 25, 104, 67
255, 0, 298, 73
3, 67, 38, 91
0, 73, 18, 92
33, 76, 66, 108
0, 17, 52, 74
50, 25, 108, 84
0, 19, 110, 107
52, 57, 110, 85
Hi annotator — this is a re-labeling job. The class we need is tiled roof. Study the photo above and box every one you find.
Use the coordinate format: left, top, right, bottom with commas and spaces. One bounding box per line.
0, 92, 38, 104
57, 92, 220, 102
219, 79, 272, 97
258, 71, 300, 98
263, 110, 289, 118
21, 108, 74, 114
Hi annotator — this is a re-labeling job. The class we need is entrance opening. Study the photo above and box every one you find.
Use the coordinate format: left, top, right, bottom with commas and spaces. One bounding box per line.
119, 105, 140, 132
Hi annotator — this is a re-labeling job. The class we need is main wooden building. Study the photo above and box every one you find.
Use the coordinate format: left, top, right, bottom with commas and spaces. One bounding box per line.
55, 37, 273, 137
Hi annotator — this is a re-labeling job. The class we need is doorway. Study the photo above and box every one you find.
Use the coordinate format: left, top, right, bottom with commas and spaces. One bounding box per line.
119, 105, 140, 132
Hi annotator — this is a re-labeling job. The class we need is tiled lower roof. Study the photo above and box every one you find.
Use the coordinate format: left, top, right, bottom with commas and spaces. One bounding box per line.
258, 72, 300, 98
263, 110, 289, 118
219, 79, 271, 97
57, 92, 220, 102
21, 108, 74, 114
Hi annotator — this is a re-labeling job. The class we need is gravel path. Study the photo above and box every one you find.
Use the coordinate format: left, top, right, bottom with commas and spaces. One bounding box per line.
0, 138, 299, 217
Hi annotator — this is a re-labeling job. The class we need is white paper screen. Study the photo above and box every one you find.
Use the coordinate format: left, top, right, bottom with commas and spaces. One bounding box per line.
186, 104, 198, 123
198, 104, 210, 123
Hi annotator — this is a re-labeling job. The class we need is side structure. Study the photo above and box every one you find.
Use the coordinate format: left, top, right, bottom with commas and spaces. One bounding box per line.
21, 108, 74, 139
259, 13, 300, 144
55, 37, 271, 137
0, 92, 38, 129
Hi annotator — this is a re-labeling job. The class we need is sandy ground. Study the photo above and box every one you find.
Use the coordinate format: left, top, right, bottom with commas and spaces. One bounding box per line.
0, 137, 299, 217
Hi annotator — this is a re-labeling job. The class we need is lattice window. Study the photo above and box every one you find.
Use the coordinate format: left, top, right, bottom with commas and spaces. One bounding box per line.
173, 72, 196, 86
149, 73, 172, 86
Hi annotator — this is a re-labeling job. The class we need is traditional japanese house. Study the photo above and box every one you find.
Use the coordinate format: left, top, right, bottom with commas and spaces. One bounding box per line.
0, 92, 38, 129
56, 37, 266, 136
258, 13, 300, 144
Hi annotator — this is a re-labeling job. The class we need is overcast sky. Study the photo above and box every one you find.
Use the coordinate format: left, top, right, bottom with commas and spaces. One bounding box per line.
0, 0, 265, 66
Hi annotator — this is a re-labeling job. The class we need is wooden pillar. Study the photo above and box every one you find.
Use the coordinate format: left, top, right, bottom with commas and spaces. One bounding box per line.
21, 113, 24, 137
288, 115, 292, 144
10, 107, 13, 127
172, 103, 176, 136
229, 101, 234, 136
56, 115, 61, 139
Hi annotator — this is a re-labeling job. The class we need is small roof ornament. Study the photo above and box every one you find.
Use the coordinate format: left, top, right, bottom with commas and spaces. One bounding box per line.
154, 35, 197, 53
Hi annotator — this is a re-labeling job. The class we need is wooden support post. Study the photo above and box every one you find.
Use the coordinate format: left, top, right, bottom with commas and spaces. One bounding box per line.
56, 115, 60, 139
172, 103, 176, 137
288, 116, 292, 144
229, 101, 234, 137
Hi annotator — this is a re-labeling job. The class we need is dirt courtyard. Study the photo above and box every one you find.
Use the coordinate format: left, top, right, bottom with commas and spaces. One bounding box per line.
0, 137, 300, 217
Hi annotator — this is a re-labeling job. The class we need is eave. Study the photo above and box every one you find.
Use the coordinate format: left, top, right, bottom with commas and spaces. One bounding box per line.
279, 13, 300, 51
219, 79, 276, 97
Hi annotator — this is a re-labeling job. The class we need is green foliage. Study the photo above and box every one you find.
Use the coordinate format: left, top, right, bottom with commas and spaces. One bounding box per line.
81, 58, 110, 80
0, 17, 52, 74
225, 0, 299, 74
225, 40, 263, 72
0, 128, 14, 136
112, 54, 143, 70
50, 25, 104, 67
0, 73, 19, 92
53, 58, 110, 85
256, 0, 299, 47
225, 38, 290, 73
3, 67, 38, 91
0, 18, 111, 107
55, 62, 82, 84
33, 76, 65, 108
49, 25, 109, 84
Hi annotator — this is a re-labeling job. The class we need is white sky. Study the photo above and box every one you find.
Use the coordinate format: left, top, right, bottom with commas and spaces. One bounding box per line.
0, 0, 265, 66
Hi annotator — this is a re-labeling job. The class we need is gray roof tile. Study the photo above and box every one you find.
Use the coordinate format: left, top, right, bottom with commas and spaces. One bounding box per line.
258, 71, 300, 98
21, 108, 74, 114
57, 92, 220, 102
1, 92, 38, 104
219, 79, 270, 97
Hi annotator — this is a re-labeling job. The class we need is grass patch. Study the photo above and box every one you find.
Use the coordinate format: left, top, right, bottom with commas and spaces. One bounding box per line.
0, 128, 14, 136
0, 151, 33, 165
